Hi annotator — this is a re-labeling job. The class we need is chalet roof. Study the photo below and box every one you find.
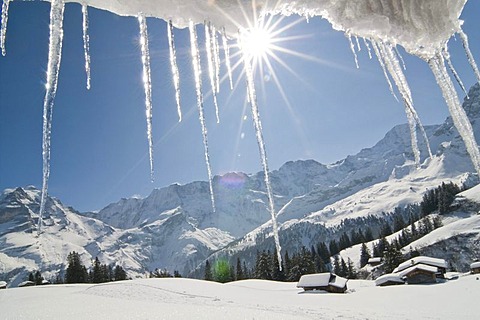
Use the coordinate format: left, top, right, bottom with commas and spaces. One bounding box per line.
393, 256, 447, 273
368, 257, 382, 264
0, 281, 7, 288
375, 273, 404, 286
297, 273, 348, 289
297, 273, 331, 287
470, 261, 480, 269
398, 264, 438, 278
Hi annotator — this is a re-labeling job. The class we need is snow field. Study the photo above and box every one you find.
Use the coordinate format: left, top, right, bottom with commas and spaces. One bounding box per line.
1, 276, 479, 319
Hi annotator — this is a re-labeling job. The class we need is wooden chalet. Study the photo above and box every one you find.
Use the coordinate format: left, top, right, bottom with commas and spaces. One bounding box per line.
470, 261, 480, 274
393, 256, 447, 278
398, 264, 438, 284
375, 273, 404, 287
297, 273, 348, 293
0, 281, 7, 289
368, 257, 382, 267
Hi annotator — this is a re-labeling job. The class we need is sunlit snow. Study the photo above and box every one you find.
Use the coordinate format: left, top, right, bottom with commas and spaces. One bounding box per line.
2, 0, 480, 268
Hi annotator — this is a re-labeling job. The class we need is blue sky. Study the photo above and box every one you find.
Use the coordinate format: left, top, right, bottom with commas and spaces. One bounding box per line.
1, 1, 480, 212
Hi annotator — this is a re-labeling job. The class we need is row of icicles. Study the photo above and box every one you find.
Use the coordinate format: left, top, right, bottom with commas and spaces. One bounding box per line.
2, 0, 480, 271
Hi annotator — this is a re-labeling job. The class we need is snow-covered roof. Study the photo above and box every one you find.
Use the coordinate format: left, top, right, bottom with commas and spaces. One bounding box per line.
368, 257, 382, 264
393, 256, 447, 273
375, 273, 404, 286
0, 281, 7, 288
297, 273, 331, 287
398, 264, 438, 278
297, 273, 348, 289
470, 261, 480, 269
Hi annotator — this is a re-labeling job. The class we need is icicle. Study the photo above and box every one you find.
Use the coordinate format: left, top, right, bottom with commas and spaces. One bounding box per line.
242, 51, 282, 270
347, 34, 359, 69
363, 37, 372, 59
458, 29, 480, 83
189, 21, 216, 213
212, 26, 221, 94
38, 0, 65, 234
355, 36, 361, 52
222, 28, 233, 90
167, 20, 182, 122
375, 40, 433, 165
82, 4, 91, 90
383, 43, 433, 160
138, 14, 154, 182
1, 0, 10, 56
204, 22, 220, 123
371, 41, 399, 102
394, 46, 407, 71
443, 47, 468, 98
429, 53, 480, 176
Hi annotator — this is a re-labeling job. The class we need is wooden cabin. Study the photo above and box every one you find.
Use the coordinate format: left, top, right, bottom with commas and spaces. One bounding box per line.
470, 261, 480, 274
375, 273, 404, 287
297, 273, 348, 293
393, 256, 447, 278
398, 264, 438, 284
0, 281, 7, 289
368, 257, 382, 267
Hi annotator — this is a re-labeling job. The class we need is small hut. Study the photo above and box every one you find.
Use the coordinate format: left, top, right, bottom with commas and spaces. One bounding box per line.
375, 273, 404, 287
393, 256, 447, 278
368, 257, 382, 267
398, 264, 438, 284
0, 281, 7, 289
470, 261, 480, 274
297, 273, 348, 293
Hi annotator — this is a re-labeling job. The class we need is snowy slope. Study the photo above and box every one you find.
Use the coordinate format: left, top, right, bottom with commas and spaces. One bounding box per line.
1, 276, 479, 320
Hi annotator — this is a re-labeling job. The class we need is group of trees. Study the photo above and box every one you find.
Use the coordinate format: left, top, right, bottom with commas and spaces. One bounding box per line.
149, 268, 182, 278
64, 251, 127, 284
421, 182, 462, 215
27, 270, 45, 285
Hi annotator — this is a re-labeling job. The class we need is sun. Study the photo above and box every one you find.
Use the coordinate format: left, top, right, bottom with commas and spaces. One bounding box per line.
240, 24, 273, 59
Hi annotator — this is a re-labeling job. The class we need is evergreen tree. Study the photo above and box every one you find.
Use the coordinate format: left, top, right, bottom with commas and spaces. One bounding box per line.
316, 242, 330, 264
65, 251, 88, 283
34, 270, 43, 285
204, 260, 213, 281
28, 272, 34, 283
255, 251, 272, 280
346, 258, 357, 279
92, 257, 103, 283
329, 240, 339, 256
359, 243, 371, 268
383, 243, 404, 273
235, 258, 244, 281
432, 215, 443, 229
364, 227, 374, 242
113, 265, 127, 281
173, 270, 182, 278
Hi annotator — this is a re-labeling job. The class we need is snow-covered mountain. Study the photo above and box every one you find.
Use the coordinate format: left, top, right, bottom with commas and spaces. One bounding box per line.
2, 84, 480, 284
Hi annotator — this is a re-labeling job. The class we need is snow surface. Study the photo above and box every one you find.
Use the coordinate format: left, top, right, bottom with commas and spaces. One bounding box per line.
460, 183, 480, 203
1, 277, 479, 319
51, 0, 467, 58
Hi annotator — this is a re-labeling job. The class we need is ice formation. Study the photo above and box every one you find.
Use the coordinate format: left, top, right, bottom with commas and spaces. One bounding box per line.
138, 14, 155, 182
81, 4, 91, 90
167, 20, 182, 122
205, 22, 220, 123
1, 0, 10, 56
3, 0, 480, 266
38, 0, 65, 234
189, 22, 216, 213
